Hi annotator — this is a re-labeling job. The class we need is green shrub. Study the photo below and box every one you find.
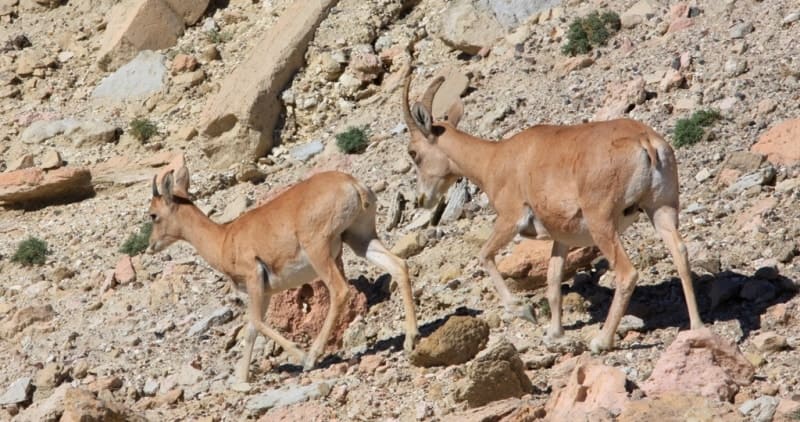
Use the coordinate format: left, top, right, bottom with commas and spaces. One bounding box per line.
562, 10, 621, 56
119, 222, 153, 256
129, 118, 157, 142
672, 109, 721, 148
537, 298, 551, 320
206, 29, 232, 44
335, 126, 370, 154
12, 236, 49, 266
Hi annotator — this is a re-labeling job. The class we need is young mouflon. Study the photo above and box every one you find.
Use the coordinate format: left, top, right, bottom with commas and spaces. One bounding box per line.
147, 166, 418, 381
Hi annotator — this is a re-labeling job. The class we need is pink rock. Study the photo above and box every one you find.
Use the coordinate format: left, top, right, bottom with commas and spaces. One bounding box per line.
667, 17, 694, 33
659, 68, 685, 92
594, 76, 646, 121
498, 240, 598, 290
258, 402, 334, 422
670, 2, 689, 19
558, 56, 595, 75
171, 54, 198, 74
0, 167, 93, 206
266, 280, 367, 352
735, 197, 778, 232
358, 354, 385, 373
114, 255, 136, 284
751, 118, 800, 165
546, 354, 630, 420
642, 327, 754, 402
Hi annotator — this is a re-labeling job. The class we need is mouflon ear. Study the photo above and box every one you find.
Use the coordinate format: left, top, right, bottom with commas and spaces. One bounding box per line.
446, 99, 464, 128
173, 166, 191, 198
161, 170, 175, 205
412, 102, 433, 135
151, 175, 160, 198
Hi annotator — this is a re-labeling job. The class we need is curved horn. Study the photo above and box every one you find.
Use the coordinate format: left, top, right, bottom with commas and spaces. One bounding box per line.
152, 175, 160, 197
421, 76, 445, 116
402, 71, 416, 131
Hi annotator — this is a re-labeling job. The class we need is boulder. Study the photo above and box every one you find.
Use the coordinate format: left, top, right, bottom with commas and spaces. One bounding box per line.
642, 327, 754, 402
97, 0, 208, 71
200, 0, 338, 168
93, 51, 167, 103
498, 240, 598, 290
620, 0, 657, 28
0, 305, 55, 339
0, 377, 33, 406
0, 167, 93, 207
442, 398, 544, 422
113, 255, 136, 284
594, 76, 647, 121
751, 118, 800, 166
246, 382, 331, 416
454, 338, 533, 407
410, 315, 489, 367
15, 384, 70, 422
436, 0, 504, 55
431, 67, 470, 119
619, 392, 743, 421
187, 307, 233, 337
266, 280, 367, 352
61, 387, 143, 421
478, 0, 560, 29
19, 119, 118, 147
545, 354, 630, 420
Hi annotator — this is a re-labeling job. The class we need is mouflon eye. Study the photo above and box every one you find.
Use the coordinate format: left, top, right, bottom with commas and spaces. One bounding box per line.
150, 213, 158, 221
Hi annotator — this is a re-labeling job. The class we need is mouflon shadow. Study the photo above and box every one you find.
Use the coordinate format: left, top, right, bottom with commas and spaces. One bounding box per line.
561, 262, 796, 342
273, 306, 483, 374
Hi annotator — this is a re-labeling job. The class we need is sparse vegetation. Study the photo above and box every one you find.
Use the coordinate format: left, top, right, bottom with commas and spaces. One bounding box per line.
562, 10, 621, 56
119, 222, 153, 256
672, 109, 721, 148
537, 298, 551, 320
336, 126, 370, 154
12, 236, 49, 266
206, 29, 232, 44
129, 118, 158, 142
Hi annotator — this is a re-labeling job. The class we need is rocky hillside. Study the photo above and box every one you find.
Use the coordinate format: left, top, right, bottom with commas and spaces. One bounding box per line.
1, 0, 799, 420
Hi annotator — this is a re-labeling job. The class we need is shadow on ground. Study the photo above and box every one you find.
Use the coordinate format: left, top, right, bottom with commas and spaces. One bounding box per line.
561, 264, 796, 342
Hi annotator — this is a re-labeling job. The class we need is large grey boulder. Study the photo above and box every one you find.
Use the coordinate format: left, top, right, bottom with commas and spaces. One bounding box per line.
92, 51, 167, 103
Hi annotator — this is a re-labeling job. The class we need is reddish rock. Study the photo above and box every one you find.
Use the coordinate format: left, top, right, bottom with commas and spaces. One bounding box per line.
642, 327, 754, 402
171, 54, 198, 74
0, 167, 93, 207
348, 52, 382, 82
735, 197, 778, 232
670, 2, 689, 19
619, 393, 742, 421
442, 398, 543, 422
546, 354, 630, 420
594, 76, 646, 121
266, 280, 367, 351
113, 255, 136, 284
668, 17, 694, 33
259, 402, 335, 421
61, 387, 138, 421
498, 240, 598, 291
751, 119, 800, 165
0, 305, 56, 339
559, 56, 594, 75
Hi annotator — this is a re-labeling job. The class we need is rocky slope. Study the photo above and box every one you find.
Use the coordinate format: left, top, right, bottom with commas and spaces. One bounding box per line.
1, 0, 799, 420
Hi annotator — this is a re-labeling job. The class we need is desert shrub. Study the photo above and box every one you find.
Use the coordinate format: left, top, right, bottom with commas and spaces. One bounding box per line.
129, 118, 157, 142
206, 29, 232, 44
12, 236, 49, 266
335, 126, 370, 154
119, 222, 153, 256
672, 109, 721, 148
562, 10, 621, 56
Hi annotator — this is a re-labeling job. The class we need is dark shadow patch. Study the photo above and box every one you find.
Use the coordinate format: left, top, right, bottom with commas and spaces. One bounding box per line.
566, 266, 796, 342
